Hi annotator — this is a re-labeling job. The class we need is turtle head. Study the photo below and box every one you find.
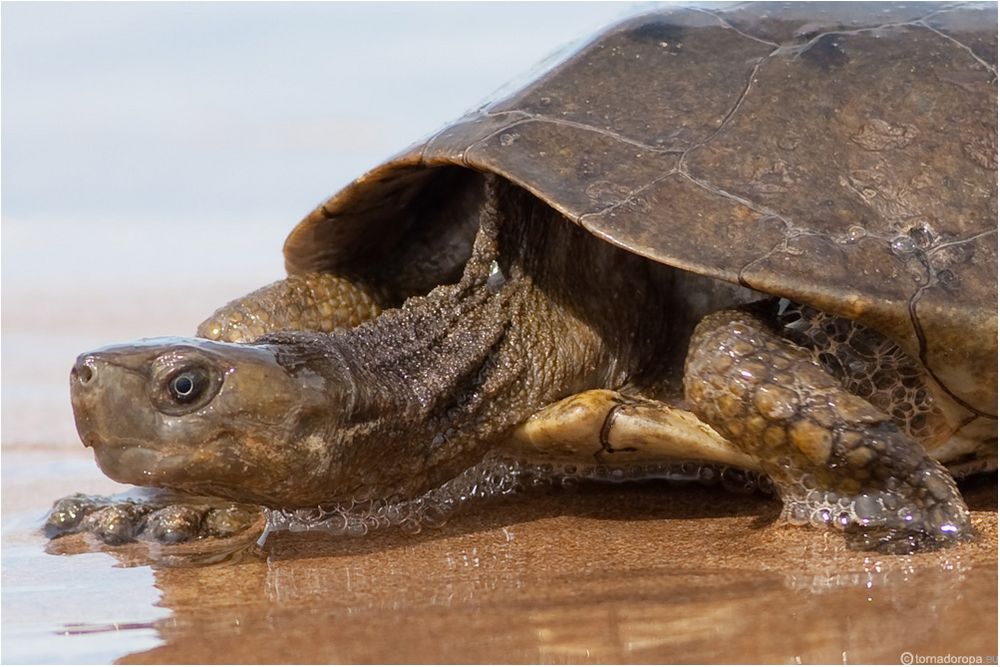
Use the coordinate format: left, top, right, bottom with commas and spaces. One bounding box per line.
70, 337, 344, 507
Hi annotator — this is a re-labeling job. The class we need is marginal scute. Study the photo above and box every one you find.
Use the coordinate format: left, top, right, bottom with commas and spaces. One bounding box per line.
924, 3, 999, 68
914, 233, 999, 418
582, 175, 789, 286
711, 2, 950, 45
464, 119, 680, 220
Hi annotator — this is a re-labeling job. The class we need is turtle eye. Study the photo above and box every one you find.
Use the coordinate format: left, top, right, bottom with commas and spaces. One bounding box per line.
168, 369, 207, 403
151, 356, 222, 415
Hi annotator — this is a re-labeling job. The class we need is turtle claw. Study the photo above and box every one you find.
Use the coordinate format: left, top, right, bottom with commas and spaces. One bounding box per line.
843, 523, 970, 555
84, 503, 148, 545
44, 493, 110, 538
843, 494, 972, 555
203, 505, 261, 538
778, 459, 973, 554
842, 492, 972, 554
44, 492, 261, 545
45, 494, 151, 544
143, 505, 206, 544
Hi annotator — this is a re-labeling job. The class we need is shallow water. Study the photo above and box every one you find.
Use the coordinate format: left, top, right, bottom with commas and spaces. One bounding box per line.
128, 487, 998, 664
5, 462, 997, 663
3, 3, 998, 664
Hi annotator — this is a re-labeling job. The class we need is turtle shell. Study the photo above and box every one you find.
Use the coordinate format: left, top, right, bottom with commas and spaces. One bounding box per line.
284, 3, 998, 420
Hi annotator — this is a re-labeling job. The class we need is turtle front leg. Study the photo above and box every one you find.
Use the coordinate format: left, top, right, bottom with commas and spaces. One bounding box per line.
506, 389, 759, 473
684, 308, 971, 553
45, 492, 262, 545
197, 272, 385, 342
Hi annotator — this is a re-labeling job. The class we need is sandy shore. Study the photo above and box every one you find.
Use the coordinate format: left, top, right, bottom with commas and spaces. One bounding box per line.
12, 472, 995, 664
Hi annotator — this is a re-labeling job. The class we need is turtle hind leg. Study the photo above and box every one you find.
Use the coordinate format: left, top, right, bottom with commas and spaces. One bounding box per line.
684, 307, 971, 554
778, 302, 954, 448
197, 272, 386, 343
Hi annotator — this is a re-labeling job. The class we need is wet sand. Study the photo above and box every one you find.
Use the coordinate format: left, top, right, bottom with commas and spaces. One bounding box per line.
120, 481, 1000, 664
5, 455, 996, 664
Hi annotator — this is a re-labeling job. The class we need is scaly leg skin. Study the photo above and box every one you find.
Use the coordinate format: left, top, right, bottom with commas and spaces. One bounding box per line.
778, 302, 956, 448
50, 273, 383, 545
197, 271, 385, 343
684, 307, 971, 554
45, 492, 262, 545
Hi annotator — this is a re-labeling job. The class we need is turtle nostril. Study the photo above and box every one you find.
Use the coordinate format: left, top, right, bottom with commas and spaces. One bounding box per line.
74, 359, 95, 384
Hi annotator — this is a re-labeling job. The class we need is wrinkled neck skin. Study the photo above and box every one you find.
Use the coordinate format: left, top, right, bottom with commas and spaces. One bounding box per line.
268, 183, 674, 506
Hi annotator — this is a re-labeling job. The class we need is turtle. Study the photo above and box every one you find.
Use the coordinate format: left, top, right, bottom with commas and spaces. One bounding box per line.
48, 2, 997, 554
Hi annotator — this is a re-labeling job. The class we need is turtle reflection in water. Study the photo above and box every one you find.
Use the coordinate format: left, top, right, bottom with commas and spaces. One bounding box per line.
49, 3, 997, 554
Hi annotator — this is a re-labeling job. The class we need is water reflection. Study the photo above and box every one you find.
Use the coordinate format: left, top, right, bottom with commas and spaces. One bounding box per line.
0, 524, 166, 664
33, 482, 990, 664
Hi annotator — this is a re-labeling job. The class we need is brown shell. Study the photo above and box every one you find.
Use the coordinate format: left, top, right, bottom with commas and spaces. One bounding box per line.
284, 3, 998, 418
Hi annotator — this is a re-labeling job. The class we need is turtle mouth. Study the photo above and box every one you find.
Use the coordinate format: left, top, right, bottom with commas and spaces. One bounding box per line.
70, 402, 100, 450
71, 355, 130, 445
70, 349, 169, 477
86, 436, 251, 498
90, 443, 171, 485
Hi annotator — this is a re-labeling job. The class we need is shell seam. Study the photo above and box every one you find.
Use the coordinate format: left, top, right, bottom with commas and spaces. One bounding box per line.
917, 20, 997, 75
480, 109, 688, 155
696, 8, 781, 48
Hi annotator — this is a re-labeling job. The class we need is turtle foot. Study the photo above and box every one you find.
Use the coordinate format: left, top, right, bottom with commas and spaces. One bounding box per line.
778, 459, 972, 554
45, 492, 261, 545
685, 306, 975, 554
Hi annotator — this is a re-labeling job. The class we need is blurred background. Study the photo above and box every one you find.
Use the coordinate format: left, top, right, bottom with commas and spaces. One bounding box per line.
2, 1, 640, 447
1, 4, 643, 661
